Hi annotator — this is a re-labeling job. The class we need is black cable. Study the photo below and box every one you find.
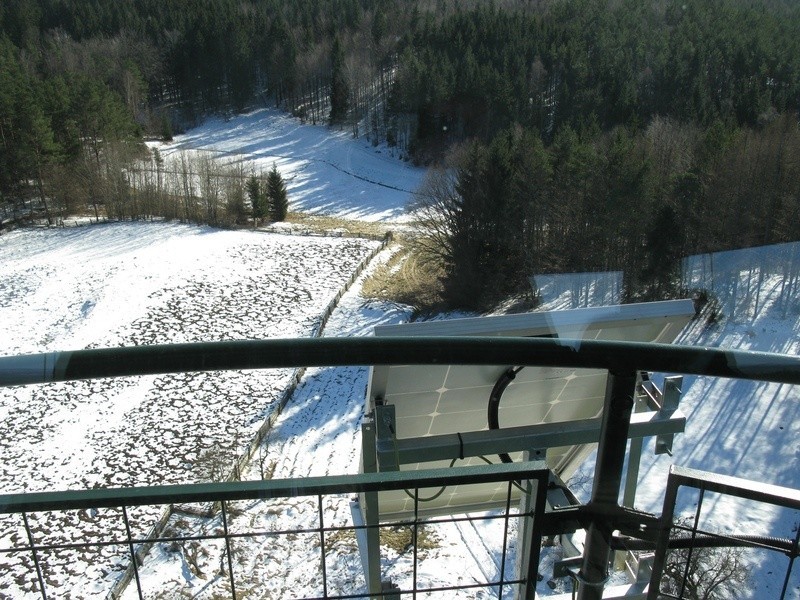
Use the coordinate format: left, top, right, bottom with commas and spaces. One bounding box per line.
487, 366, 524, 464
403, 458, 457, 502
476, 454, 528, 493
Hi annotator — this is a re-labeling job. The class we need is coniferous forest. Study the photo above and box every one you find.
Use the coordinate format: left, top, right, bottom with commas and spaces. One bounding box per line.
2, 0, 800, 308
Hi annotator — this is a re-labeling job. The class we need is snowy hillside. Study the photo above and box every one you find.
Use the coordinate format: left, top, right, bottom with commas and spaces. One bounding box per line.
153, 109, 425, 223
0, 109, 427, 598
0, 223, 392, 597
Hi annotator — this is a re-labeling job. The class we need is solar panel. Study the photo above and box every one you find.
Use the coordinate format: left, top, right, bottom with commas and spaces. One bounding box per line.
364, 300, 695, 519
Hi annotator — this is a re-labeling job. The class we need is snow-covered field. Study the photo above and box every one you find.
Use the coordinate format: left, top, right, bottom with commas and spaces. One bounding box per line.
0, 222, 389, 597
1, 109, 798, 599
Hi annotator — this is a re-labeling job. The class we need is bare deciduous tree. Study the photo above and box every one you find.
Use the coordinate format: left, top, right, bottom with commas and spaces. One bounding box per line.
406, 145, 463, 266
661, 522, 750, 600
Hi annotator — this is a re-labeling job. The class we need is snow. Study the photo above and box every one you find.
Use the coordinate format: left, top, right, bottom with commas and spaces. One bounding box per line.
1, 108, 798, 599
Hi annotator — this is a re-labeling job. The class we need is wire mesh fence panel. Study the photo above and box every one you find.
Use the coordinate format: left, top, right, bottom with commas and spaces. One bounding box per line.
653, 467, 800, 600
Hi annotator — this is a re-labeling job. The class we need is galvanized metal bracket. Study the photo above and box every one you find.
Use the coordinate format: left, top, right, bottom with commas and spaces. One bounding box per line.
374, 402, 399, 472
655, 376, 682, 456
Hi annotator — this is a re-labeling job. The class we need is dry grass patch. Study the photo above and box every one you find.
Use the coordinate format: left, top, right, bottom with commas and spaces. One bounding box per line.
381, 525, 440, 556
284, 212, 392, 238
281, 213, 448, 312
361, 238, 446, 313
326, 529, 359, 553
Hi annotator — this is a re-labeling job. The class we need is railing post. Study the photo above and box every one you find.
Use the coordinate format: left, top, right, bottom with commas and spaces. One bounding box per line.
515, 477, 537, 600
655, 376, 683, 456
219, 501, 238, 600
622, 376, 647, 511
360, 418, 383, 596
515, 455, 548, 600
22, 512, 48, 600
619, 375, 647, 571
623, 375, 684, 521
577, 370, 637, 600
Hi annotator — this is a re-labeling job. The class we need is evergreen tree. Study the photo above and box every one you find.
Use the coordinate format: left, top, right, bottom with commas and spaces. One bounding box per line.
0, 36, 26, 199
642, 204, 682, 299
247, 174, 266, 225
329, 36, 349, 124
266, 163, 288, 221
444, 141, 494, 309
21, 106, 60, 224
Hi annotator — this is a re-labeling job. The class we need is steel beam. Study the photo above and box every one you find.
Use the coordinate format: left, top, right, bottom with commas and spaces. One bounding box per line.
0, 460, 543, 514
359, 418, 383, 595
374, 404, 399, 472
578, 371, 637, 600
378, 410, 685, 467
515, 453, 549, 600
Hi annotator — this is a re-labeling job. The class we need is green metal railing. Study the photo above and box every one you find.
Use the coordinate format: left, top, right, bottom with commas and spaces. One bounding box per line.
649, 466, 800, 600
1, 337, 799, 600
0, 462, 548, 600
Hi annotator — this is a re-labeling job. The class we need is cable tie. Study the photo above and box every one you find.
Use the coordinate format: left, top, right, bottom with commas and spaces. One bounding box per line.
457, 432, 464, 460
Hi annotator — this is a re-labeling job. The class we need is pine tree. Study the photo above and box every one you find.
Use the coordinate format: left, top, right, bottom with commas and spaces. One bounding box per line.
22, 107, 60, 225
0, 37, 27, 199
266, 163, 288, 221
329, 36, 349, 124
247, 174, 265, 226
445, 141, 493, 309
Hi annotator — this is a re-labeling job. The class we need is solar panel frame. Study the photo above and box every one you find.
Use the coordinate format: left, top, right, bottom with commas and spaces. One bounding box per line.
365, 300, 695, 520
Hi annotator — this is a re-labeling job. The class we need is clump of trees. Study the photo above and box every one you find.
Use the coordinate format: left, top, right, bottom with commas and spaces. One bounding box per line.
395, 0, 800, 309
413, 115, 800, 310
410, 127, 546, 309
128, 153, 291, 227
1, 0, 407, 224
0, 34, 141, 225
391, 0, 800, 157
123, 150, 250, 226
1, 0, 410, 131
246, 163, 289, 226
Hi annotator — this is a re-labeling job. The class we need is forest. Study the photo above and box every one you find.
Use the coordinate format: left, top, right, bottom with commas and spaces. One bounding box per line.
1, 0, 799, 308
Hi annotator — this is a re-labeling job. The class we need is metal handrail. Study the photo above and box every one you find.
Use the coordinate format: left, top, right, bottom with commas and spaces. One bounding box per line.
0, 461, 541, 514
2, 337, 800, 388
649, 466, 800, 600
0, 462, 548, 600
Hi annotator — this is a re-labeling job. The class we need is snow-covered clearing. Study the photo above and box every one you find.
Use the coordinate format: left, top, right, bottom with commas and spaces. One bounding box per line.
0, 109, 798, 598
152, 109, 425, 223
